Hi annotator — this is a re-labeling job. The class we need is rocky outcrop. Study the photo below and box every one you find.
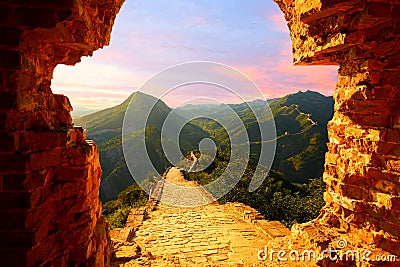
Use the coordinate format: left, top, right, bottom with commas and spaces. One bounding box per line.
273, 0, 400, 264
0, 0, 123, 266
24, 128, 111, 266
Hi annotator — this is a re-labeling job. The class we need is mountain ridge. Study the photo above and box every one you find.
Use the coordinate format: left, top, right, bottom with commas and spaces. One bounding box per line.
75, 91, 210, 201
74, 90, 333, 201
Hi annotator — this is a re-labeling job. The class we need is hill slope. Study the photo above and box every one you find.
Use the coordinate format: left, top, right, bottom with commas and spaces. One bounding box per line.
75, 92, 210, 201
269, 91, 333, 182
76, 90, 333, 201
177, 90, 333, 183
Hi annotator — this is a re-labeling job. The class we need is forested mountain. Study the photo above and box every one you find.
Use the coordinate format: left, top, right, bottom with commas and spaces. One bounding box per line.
75, 92, 209, 201
177, 90, 334, 183
74, 90, 333, 201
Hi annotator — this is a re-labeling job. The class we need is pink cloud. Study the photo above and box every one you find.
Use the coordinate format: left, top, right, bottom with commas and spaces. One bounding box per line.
236, 52, 338, 99
266, 12, 289, 33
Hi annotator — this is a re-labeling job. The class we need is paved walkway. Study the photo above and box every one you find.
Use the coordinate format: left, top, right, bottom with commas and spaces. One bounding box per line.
157, 167, 215, 207
110, 167, 290, 266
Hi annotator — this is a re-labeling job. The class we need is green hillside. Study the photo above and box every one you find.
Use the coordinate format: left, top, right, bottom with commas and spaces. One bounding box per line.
74, 92, 210, 201
269, 91, 333, 182
75, 90, 333, 202
178, 90, 333, 183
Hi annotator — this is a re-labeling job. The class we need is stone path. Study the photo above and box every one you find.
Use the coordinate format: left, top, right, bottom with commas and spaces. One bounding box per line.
110, 167, 291, 266
157, 167, 215, 207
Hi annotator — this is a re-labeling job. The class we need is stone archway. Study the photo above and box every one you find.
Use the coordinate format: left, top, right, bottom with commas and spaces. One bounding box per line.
0, 0, 399, 266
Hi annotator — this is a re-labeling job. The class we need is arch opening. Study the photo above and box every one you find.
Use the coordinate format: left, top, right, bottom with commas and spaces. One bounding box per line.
1, 0, 399, 265
52, 0, 338, 228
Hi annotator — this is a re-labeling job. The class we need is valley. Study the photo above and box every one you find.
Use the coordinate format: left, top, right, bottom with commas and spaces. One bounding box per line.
74, 90, 333, 202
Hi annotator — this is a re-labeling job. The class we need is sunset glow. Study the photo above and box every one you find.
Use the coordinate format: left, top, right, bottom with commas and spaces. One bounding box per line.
52, 0, 338, 109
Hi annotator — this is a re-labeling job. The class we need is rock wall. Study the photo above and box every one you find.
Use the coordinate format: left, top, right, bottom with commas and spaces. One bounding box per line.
0, 0, 124, 266
275, 0, 400, 261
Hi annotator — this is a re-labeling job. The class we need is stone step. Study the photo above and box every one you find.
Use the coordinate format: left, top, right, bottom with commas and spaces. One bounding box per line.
0, 209, 28, 230
0, 230, 34, 248
255, 220, 290, 238
0, 192, 30, 210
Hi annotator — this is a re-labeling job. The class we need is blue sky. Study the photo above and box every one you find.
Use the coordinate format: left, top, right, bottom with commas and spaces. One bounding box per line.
52, 0, 338, 109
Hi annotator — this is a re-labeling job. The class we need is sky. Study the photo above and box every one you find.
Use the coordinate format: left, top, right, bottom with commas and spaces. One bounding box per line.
52, 0, 338, 110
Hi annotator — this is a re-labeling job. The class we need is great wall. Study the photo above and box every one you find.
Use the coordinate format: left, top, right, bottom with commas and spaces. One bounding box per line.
0, 0, 399, 266
110, 167, 291, 266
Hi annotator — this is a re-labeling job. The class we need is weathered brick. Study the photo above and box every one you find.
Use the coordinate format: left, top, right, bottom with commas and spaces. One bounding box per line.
28, 148, 62, 171
54, 110, 73, 128
350, 113, 391, 127
15, 7, 58, 28
23, 168, 50, 191
0, 230, 34, 248
53, 182, 81, 200
53, 94, 73, 112
67, 127, 86, 147
391, 5, 400, 20
0, 50, 20, 70
18, 130, 68, 152
0, 248, 27, 267
25, 243, 53, 267
381, 129, 400, 143
387, 210, 400, 225
0, 153, 26, 172
0, 70, 7, 88
2, 0, 73, 8
341, 99, 391, 115
63, 145, 93, 166
342, 174, 372, 188
340, 184, 370, 200
0, 210, 27, 230
382, 70, 400, 86
2, 173, 26, 191
368, 2, 391, 18
0, 28, 21, 47
29, 187, 41, 207
0, 112, 6, 129
54, 165, 89, 182
0, 91, 16, 110
0, 192, 30, 209
16, 110, 73, 130
0, 4, 14, 26
0, 0, 120, 265
386, 158, 400, 171
389, 196, 400, 211
379, 237, 400, 256
6, 71, 35, 92
367, 167, 400, 184
0, 131, 17, 152
396, 21, 400, 35
377, 142, 400, 157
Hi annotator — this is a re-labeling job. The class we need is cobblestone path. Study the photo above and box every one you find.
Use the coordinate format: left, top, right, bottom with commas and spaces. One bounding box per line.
110, 167, 291, 266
